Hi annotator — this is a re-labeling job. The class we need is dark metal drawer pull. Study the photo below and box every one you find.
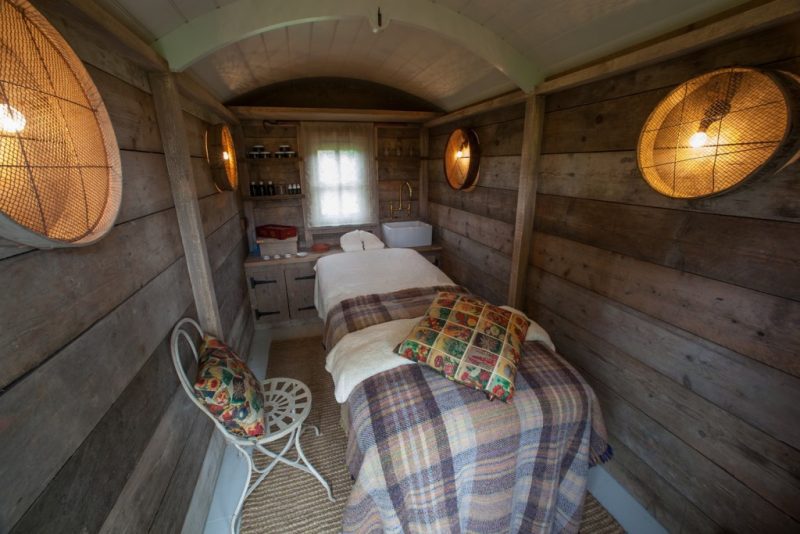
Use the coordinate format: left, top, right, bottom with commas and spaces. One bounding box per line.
297, 305, 316, 311
255, 309, 281, 319
294, 274, 316, 281
250, 277, 277, 288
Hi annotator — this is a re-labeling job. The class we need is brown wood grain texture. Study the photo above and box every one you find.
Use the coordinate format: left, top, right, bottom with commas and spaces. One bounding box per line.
541, 88, 669, 154
9, 336, 182, 534
535, 194, 800, 300
545, 20, 800, 113
429, 202, 514, 256
435, 226, 511, 285
419, 128, 430, 219
439, 250, 507, 305
600, 436, 720, 533
430, 117, 525, 158
525, 266, 800, 451
0, 208, 183, 389
0, 257, 194, 531
508, 95, 545, 308
531, 232, 800, 376
89, 65, 162, 152
428, 103, 525, 136
99, 390, 199, 534
214, 239, 249, 335
428, 181, 517, 224
537, 7, 800, 97
538, 151, 800, 222
535, 304, 800, 520
588, 378, 796, 532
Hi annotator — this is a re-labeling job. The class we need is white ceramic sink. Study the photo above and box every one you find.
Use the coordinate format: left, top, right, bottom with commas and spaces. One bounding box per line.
381, 221, 432, 248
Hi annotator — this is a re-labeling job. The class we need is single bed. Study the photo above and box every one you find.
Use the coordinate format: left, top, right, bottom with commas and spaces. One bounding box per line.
315, 248, 611, 533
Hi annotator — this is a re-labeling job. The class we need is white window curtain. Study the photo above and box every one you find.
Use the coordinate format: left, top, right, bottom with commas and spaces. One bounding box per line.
301, 122, 377, 228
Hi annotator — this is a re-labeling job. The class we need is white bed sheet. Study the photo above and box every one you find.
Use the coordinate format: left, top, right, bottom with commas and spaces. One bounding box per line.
313, 248, 453, 320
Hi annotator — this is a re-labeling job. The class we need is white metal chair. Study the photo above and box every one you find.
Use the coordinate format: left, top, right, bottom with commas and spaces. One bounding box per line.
170, 318, 333, 533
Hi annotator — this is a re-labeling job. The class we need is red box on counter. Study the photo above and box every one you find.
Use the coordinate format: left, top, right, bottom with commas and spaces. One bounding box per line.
256, 224, 297, 240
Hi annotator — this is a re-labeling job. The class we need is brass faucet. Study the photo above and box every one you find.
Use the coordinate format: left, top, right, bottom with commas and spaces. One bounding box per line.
390, 181, 413, 218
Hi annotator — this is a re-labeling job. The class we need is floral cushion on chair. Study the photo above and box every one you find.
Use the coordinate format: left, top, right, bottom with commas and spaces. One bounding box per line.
194, 336, 265, 438
395, 291, 530, 402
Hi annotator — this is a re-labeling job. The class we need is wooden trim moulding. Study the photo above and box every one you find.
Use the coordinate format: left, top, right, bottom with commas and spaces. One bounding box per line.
231, 106, 441, 123
423, 90, 527, 128
507, 94, 545, 308
534, 0, 800, 95
149, 72, 224, 337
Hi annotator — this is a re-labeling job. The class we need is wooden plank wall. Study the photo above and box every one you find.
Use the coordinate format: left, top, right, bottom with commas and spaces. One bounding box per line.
376, 125, 421, 222
525, 21, 800, 533
427, 105, 524, 304
0, 6, 252, 533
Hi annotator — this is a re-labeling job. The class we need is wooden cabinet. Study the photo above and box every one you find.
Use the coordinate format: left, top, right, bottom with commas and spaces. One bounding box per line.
246, 264, 290, 323
244, 248, 340, 325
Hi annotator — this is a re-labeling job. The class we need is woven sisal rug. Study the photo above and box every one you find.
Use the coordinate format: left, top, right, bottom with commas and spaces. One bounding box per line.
240, 337, 624, 533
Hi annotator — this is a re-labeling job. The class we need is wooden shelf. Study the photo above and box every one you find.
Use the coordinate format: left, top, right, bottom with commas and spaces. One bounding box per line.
376, 156, 419, 161
246, 194, 305, 201
246, 157, 302, 163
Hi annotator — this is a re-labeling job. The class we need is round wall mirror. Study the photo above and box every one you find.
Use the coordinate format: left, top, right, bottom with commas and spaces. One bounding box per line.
637, 67, 800, 199
443, 127, 481, 191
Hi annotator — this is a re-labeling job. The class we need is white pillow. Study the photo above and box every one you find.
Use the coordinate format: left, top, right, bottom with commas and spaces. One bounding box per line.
340, 230, 385, 252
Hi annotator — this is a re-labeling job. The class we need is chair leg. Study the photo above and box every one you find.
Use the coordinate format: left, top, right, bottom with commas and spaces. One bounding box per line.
294, 427, 334, 502
230, 444, 254, 534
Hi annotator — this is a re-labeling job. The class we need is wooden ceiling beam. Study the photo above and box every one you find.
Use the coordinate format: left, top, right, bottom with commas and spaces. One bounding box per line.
153, 0, 543, 92
423, 90, 527, 128
231, 106, 441, 123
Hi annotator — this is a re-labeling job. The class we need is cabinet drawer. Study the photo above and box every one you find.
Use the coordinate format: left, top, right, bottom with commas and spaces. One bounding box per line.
246, 266, 289, 323
284, 265, 317, 319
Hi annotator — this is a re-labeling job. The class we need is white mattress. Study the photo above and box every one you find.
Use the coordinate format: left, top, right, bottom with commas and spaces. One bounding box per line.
314, 248, 453, 320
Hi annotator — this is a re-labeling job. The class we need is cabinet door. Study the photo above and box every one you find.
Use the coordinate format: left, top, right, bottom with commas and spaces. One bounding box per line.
246, 265, 289, 323
284, 264, 317, 319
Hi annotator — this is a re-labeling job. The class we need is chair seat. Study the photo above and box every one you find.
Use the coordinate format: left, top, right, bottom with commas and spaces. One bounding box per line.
260, 378, 312, 442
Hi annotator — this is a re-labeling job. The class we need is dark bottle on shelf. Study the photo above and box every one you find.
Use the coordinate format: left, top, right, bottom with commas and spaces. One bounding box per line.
267, 181, 275, 196
296, 183, 302, 194
249, 181, 257, 197
257, 181, 266, 196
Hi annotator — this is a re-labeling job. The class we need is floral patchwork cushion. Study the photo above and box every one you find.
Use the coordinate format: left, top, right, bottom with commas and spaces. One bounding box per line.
194, 336, 265, 438
396, 292, 530, 402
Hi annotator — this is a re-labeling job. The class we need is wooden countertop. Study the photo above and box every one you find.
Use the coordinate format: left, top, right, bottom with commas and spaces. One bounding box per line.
244, 244, 442, 267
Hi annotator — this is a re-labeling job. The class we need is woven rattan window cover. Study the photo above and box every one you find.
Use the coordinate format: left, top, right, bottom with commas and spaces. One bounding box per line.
205, 124, 238, 191
0, 0, 122, 248
637, 67, 800, 199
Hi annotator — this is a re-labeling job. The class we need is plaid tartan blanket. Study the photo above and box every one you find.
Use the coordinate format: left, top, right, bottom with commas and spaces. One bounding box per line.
324, 287, 612, 533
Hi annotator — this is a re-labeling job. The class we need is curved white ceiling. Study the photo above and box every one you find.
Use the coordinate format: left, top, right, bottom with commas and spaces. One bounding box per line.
96, 0, 746, 111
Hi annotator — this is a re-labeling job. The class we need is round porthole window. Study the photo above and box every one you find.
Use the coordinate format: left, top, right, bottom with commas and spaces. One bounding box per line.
205, 124, 238, 191
443, 127, 481, 191
0, 0, 122, 248
637, 67, 800, 198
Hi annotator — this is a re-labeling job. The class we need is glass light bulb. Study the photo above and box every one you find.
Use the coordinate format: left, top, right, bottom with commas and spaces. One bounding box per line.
222, 151, 230, 161
455, 150, 463, 159
689, 131, 708, 148
0, 104, 26, 133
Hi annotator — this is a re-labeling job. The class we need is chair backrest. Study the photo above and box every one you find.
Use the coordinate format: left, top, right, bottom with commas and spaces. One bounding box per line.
170, 317, 250, 445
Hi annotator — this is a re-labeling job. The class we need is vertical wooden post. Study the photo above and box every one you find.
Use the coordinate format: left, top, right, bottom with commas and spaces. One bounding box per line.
419, 127, 430, 220
507, 94, 545, 309
149, 71, 223, 337
232, 124, 257, 252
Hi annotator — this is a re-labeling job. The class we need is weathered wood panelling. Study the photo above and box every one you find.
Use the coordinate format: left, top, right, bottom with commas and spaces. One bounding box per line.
0, 16, 250, 533
377, 126, 421, 223
526, 21, 800, 532
427, 104, 523, 304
